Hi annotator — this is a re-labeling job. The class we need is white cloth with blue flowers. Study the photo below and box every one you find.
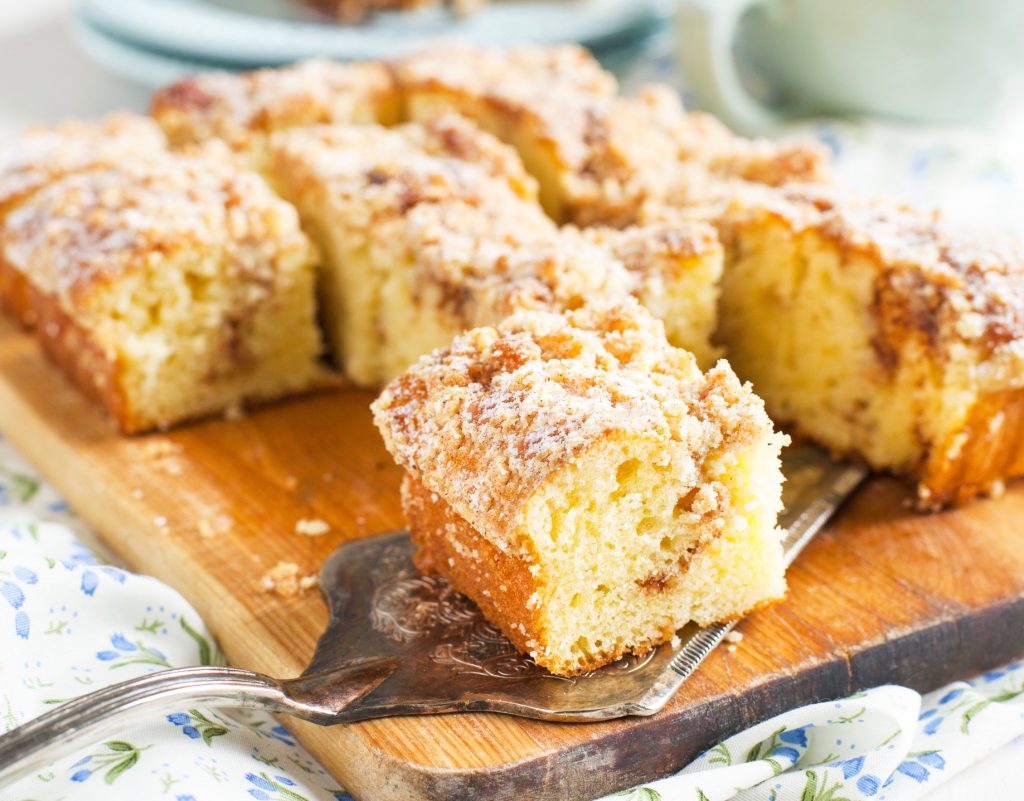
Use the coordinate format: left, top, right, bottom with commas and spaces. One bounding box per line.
3, 442, 1024, 801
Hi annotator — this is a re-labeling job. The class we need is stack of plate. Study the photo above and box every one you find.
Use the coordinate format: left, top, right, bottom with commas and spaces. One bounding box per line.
72, 0, 671, 86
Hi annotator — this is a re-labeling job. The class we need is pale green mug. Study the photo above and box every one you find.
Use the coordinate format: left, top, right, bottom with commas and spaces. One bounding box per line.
676, 0, 1024, 133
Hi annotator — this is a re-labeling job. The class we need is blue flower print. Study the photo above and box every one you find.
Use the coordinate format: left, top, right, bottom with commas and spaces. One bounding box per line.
770, 746, 800, 763
245, 771, 312, 801
2, 575, 32, 638
95, 633, 169, 669
857, 775, 881, 796
1, 582, 25, 608
109, 633, 137, 651
166, 709, 228, 746
64, 742, 148, 784
840, 755, 864, 779
896, 750, 946, 783
81, 570, 99, 596
778, 726, 809, 747
896, 760, 928, 782
922, 716, 943, 735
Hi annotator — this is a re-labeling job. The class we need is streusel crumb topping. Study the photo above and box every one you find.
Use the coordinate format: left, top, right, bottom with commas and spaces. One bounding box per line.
373, 300, 771, 550
269, 114, 540, 210
3, 148, 311, 311
0, 113, 166, 210
151, 59, 395, 147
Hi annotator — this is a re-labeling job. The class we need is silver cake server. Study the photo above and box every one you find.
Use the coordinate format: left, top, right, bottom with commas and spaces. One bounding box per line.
0, 444, 866, 785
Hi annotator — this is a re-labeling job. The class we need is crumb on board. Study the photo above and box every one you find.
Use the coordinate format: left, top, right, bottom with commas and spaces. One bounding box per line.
261, 561, 318, 597
727, 644, 737, 653
295, 518, 330, 536
283, 475, 299, 491
139, 439, 185, 476
670, 634, 681, 649
197, 514, 234, 539
223, 402, 246, 421
725, 630, 744, 643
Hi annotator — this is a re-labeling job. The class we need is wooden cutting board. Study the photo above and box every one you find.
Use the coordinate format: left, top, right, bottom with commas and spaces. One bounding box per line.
2, 314, 1024, 801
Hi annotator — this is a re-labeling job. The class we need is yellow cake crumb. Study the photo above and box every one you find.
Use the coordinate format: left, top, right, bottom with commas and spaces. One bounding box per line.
295, 518, 330, 536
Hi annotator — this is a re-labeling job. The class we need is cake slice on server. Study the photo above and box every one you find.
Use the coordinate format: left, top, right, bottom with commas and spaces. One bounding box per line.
373, 300, 788, 677
266, 115, 724, 385
0, 146, 328, 433
645, 180, 1024, 508
393, 43, 829, 226
0, 114, 167, 327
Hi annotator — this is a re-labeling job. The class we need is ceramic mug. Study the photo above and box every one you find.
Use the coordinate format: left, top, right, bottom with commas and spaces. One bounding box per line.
676, 0, 1024, 133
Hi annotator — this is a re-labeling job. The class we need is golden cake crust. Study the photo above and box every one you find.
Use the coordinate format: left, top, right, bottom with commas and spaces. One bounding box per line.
151, 59, 400, 151
401, 471, 545, 664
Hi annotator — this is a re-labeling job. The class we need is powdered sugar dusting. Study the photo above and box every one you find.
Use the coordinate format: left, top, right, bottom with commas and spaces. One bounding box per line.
372, 301, 772, 552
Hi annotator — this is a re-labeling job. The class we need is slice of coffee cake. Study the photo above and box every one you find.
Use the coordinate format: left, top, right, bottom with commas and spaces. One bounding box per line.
373, 300, 787, 676
647, 181, 1024, 508
1, 148, 327, 432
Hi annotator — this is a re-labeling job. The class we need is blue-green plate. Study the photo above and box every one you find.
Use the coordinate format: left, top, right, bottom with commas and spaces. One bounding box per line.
79, 0, 670, 67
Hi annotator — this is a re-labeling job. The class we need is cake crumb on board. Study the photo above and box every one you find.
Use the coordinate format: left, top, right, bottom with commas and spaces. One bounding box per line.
295, 518, 330, 536
261, 561, 319, 597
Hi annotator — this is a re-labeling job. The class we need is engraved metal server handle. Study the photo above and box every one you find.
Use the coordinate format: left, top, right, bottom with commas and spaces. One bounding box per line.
0, 661, 394, 787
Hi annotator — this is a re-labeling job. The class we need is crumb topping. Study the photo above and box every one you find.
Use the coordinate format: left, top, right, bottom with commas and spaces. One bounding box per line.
395, 43, 617, 168
269, 115, 540, 214
0, 113, 166, 211
405, 201, 631, 326
373, 301, 771, 551
2, 148, 312, 313
395, 46, 827, 225
151, 59, 396, 148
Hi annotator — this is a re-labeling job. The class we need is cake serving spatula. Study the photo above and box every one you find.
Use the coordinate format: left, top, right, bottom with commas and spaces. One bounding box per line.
0, 445, 865, 785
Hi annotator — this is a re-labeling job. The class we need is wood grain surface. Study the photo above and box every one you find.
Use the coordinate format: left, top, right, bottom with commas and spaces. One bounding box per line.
1, 315, 1023, 801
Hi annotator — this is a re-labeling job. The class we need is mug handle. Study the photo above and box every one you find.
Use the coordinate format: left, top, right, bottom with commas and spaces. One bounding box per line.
676, 0, 784, 135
